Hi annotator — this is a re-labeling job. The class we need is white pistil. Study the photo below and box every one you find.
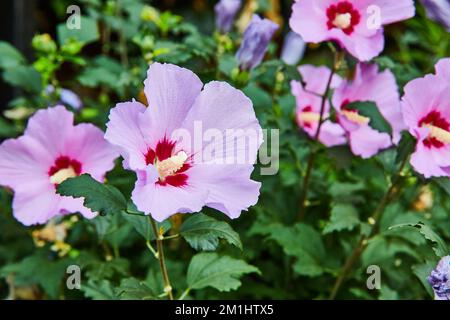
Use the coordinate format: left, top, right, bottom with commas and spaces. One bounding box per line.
333, 13, 352, 29
342, 110, 370, 125
50, 167, 77, 184
424, 124, 450, 144
157, 151, 188, 180
298, 112, 321, 123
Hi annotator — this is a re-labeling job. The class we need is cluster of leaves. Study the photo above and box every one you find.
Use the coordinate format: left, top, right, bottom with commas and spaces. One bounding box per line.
0, 0, 449, 300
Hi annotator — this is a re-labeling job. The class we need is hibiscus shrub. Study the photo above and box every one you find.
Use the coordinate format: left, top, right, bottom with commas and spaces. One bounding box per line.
0, 0, 449, 300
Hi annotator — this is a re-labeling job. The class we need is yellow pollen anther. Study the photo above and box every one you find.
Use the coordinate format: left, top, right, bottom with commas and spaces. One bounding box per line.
423, 124, 450, 144
157, 151, 188, 179
333, 13, 352, 29
299, 112, 321, 123
342, 110, 370, 125
50, 167, 77, 184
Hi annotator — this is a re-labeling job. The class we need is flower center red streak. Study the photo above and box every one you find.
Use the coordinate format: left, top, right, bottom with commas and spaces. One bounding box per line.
326, 1, 361, 35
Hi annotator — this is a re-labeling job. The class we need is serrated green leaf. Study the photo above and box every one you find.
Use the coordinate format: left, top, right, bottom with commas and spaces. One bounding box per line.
180, 214, 242, 251
389, 222, 448, 257
262, 223, 328, 276
187, 253, 259, 292
323, 204, 360, 234
82, 279, 117, 300
57, 174, 127, 216
115, 278, 156, 300
346, 101, 392, 135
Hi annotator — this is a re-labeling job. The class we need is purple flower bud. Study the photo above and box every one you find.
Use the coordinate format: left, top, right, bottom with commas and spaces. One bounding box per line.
428, 255, 450, 300
236, 15, 278, 70
46, 85, 83, 110
215, 0, 241, 33
420, 0, 450, 32
281, 31, 306, 66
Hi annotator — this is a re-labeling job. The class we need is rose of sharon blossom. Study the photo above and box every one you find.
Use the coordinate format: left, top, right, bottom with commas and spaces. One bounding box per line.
428, 255, 450, 300
332, 63, 405, 158
0, 106, 118, 225
105, 63, 262, 222
215, 0, 241, 33
236, 15, 278, 70
291, 65, 346, 147
289, 0, 415, 61
420, 0, 450, 32
401, 58, 450, 178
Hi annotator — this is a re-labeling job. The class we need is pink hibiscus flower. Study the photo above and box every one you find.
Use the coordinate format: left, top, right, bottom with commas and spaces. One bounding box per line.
401, 58, 450, 178
0, 106, 118, 225
291, 65, 346, 147
332, 63, 405, 158
105, 63, 262, 222
289, 0, 415, 61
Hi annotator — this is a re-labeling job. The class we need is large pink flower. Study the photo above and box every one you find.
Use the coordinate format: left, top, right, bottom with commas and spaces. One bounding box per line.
105, 63, 262, 222
291, 65, 346, 147
332, 63, 405, 158
401, 58, 450, 178
289, 0, 415, 61
0, 106, 118, 225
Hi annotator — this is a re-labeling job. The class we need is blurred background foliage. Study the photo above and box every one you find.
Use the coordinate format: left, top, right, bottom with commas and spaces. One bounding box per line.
0, 0, 449, 300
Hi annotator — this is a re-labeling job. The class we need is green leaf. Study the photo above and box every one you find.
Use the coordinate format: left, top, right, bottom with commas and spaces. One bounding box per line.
122, 202, 171, 241
389, 222, 448, 257
0, 253, 71, 299
2, 65, 42, 93
346, 101, 392, 135
323, 204, 360, 234
57, 16, 99, 45
261, 223, 329, 276
396, 131, 416, 164
0, 117, 19, 138
412, 262, 435, 298
0, 41, 26, 69
187, 253, 259, 292
82, 279, 117, 300
115, 278, 156, 300
57, 174, 127, 216
435, 177, 450, 195
180, 214, 242, 251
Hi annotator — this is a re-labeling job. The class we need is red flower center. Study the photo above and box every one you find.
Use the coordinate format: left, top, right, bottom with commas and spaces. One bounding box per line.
326, 1, 361, 35
48, 156, 82, 185
144, 137, 190, 187
419, 110, 450, 149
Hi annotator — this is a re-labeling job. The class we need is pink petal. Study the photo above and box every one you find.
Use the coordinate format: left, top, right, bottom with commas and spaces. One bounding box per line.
12, 187, 59, 226
349, 125, 392, 158
298, 65, 342, 95
411, 142, 450, 178
105, 101, 148, 170
188, 164, 260, 219
336, 28, 385, 61
131, 180, 208, 222
319, 121, 347, 147
289, 0, 329, 44
372, 0, 415, 25
24, 105, 75, 159
435, 58, 450, 82
143, 63, 203, 138
0, 136, 50, 192
66, 123, 118, 181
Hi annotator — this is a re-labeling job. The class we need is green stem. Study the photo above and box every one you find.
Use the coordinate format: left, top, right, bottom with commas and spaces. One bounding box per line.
329, 155, 410, 299
150, 217, 174, 300
178, 288, 191, 300
298, 50, 344, 220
